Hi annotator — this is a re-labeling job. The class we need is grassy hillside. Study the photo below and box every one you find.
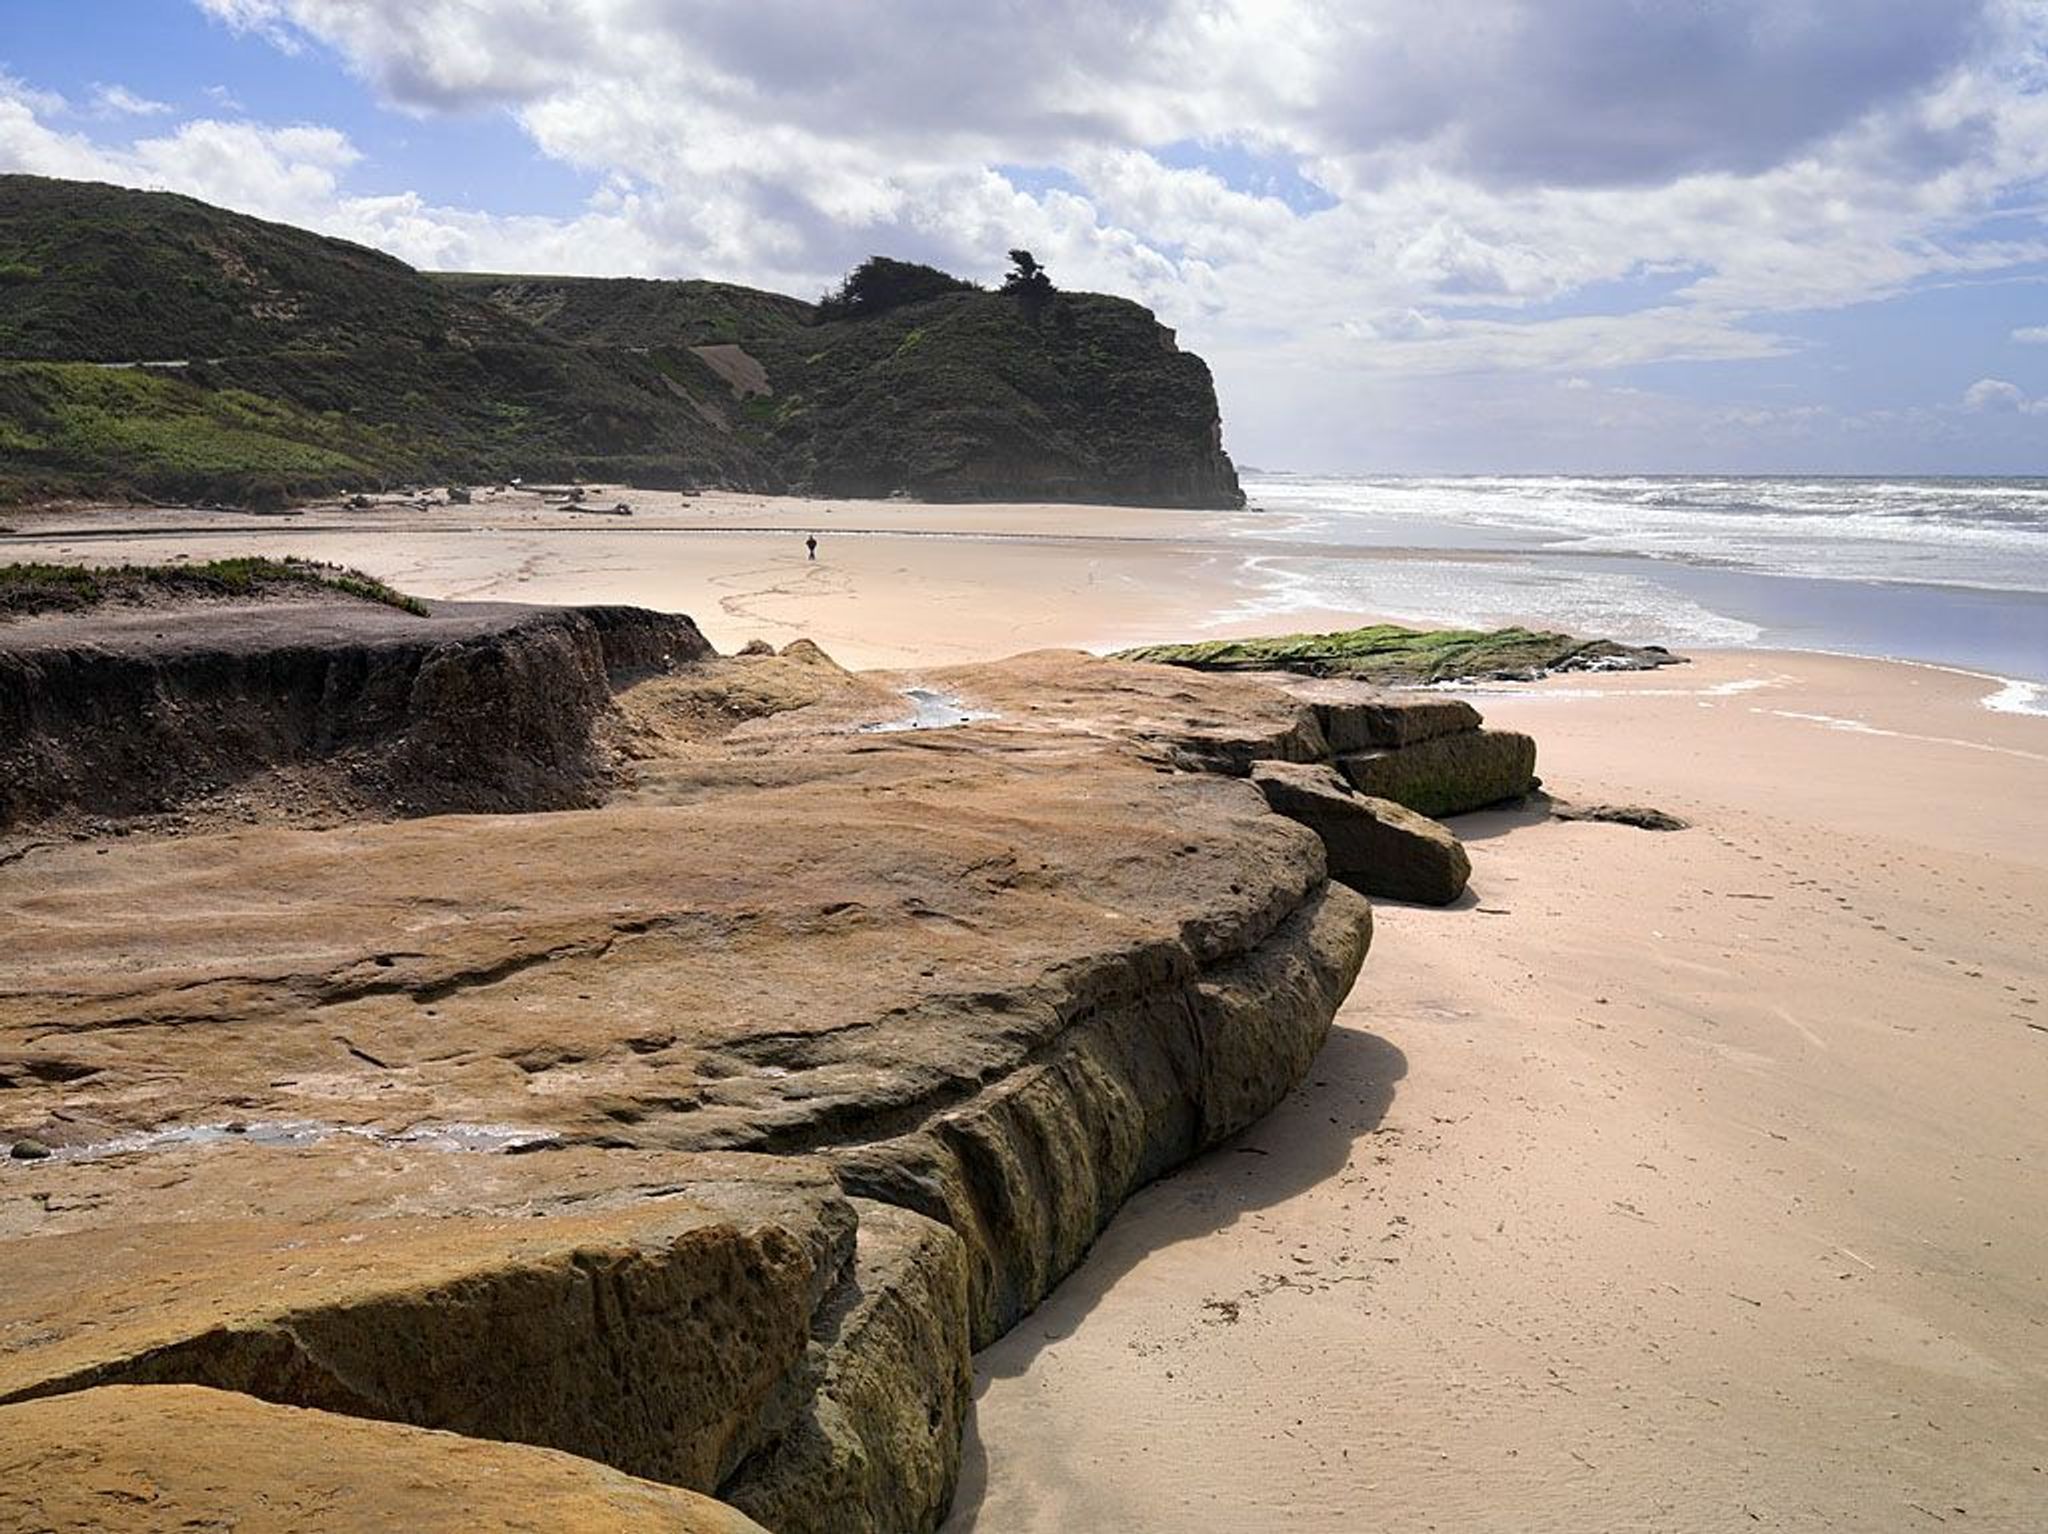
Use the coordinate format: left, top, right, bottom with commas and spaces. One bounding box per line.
449, 272, 1244, 506
0, 176, 518, 361
435, 273, 811, 349
0, 175, 1241, 508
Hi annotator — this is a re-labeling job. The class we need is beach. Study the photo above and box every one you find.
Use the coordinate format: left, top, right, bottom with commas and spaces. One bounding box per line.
952, 650, 2048, 1531
5, 488, 2045, 1528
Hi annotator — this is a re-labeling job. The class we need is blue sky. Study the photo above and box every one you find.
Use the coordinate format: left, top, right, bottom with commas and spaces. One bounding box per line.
4, 0, 2047, 474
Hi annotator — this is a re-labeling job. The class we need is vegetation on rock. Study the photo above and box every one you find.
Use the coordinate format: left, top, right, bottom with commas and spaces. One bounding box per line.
814, 256, 978, 321
1116, 624, 1681, 683
0, 557, 428, 617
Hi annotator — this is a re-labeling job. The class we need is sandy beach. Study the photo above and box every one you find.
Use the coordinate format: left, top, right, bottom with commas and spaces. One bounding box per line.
952, 651, 2048, 1532
6, 492, 2045, 1529
0, 488, 1497, 667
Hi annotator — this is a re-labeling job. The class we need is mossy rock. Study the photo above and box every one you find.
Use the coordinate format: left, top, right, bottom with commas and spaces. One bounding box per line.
1338, 730, 1538, 818
1116, 624, 1680, 684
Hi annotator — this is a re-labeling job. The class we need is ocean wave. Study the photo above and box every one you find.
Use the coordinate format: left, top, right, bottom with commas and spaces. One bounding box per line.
1982, 677, 2048, 717
1199, 553, 1765, 648
1241, 474, 2048, 595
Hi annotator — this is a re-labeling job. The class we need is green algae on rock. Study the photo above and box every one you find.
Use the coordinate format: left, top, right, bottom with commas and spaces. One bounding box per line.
1115, 623, 1682, 683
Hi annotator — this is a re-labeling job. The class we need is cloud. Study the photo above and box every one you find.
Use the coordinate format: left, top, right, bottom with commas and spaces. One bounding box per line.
1961, 376, 2048, 413
193, 0, 304, 52
2013, 324, 2048, 344
9, 1, 2048, 469
89, 84, 173, 119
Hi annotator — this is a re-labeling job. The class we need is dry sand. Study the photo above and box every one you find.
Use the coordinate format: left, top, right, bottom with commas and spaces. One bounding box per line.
951, 654, 2048, 1533
7, 492, 2045, 1529
0, 487, 1457, 666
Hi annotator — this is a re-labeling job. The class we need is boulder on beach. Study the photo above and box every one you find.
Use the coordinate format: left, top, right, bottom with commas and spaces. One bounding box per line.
1339, 728, 1538, 818
1251, 759, 1472, 906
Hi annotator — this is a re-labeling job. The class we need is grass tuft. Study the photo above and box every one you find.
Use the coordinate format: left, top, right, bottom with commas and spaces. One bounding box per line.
0, 557, 429, 618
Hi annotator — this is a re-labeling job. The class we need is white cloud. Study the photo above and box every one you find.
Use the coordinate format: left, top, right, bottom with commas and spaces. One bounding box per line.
7, 0, 2048, 468
89, 84, 173, 119
193, 0, 304, 53
2013, 325, 2048, 344
1962, 377, 2048, 413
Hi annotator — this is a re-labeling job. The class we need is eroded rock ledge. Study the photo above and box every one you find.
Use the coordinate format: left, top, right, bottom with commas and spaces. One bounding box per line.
0, 605, 1533, 1532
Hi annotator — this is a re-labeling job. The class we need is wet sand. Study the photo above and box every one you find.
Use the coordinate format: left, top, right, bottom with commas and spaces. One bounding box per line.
8, 491, 2046, 1529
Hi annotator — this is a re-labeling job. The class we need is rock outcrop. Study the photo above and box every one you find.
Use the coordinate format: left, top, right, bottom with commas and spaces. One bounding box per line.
1250, 760, 1472, 906
1337, 726, 1538, 818
0, 609, 1560, 1533
0, 622, 1412, 1534
0, 597, 710, 829
1117, 623, 1682, 684
0, 1385, 772, 1534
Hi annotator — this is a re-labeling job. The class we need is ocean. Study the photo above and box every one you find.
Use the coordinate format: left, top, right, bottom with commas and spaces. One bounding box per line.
1233, 474, 2048, 705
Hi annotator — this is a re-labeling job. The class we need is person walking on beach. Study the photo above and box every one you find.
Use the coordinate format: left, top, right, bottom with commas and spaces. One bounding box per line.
805, 533, 818, 561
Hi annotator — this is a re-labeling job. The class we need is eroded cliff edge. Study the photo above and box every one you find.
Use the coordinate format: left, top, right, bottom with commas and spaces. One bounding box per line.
0, 600, 1533, 1532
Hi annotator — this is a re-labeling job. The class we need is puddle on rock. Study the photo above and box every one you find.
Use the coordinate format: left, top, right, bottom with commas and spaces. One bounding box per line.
858, 686, 998, 733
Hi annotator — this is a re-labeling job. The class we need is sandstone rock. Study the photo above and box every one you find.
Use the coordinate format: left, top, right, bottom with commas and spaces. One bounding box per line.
1251, 760, 1471, 906
1339, 729, 1538, 818
1276, 684, 1483, 753
0, 1385, 769, 1534
832, 882, 1369, 1344
0, 1143, 850, 1493
0, 640, 1383, 1533
1, 650, 1370, 1351
723, 1200, 972, 1534
1551, 800, 1690, 831
0, 599, 713, 830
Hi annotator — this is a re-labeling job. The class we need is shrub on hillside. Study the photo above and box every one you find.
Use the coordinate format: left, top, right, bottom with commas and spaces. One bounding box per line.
814, 257, 977, 321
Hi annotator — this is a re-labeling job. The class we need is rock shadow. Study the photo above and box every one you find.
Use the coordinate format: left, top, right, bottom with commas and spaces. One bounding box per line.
1444, 795, 1554, 842
944, 1023, 1405, 1528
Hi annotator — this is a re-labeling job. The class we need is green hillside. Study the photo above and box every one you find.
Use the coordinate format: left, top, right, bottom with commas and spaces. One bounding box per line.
0, 175, 1242, 508
0, 175, 518, 360
448, 266, 1243, 506
434, 272, 811, 349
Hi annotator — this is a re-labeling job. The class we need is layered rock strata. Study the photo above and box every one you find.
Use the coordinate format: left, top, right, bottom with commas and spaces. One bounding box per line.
0, 1385, 773, 1534
0, 615, 1534, 1532
0, 597, 710, 828
1251, 760, 1472, 906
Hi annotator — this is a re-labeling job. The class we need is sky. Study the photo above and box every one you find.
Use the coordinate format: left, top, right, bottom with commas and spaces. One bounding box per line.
3, 0, 2047, 475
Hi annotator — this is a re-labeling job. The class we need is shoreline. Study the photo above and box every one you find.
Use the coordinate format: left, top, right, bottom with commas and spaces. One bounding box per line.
3, 490, 2044, 695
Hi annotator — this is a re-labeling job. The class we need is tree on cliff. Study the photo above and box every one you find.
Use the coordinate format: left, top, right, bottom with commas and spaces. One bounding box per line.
814, 256, 976, 321
1000, 249, 1057, 319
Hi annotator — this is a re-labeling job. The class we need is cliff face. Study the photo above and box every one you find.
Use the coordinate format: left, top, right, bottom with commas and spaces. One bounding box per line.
0, 175, 1244, 509
0, 598, 712, 828
445, 272, 1247, 508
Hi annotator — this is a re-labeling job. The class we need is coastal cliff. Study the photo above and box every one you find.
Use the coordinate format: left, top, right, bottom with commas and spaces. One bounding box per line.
0, 175, 1243, 509
441, 269, 1245, 508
